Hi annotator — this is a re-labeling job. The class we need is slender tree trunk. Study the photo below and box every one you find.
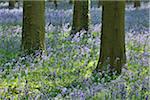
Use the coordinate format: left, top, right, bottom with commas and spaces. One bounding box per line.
22, 1, 45, 54
71, 0, 90, 34
98, 0, 102, 8
96, 1, 126, 74
54, 0, 58, 9
69, 0, 73, 4
134, 0, 141, 8
9, 0, 15, 9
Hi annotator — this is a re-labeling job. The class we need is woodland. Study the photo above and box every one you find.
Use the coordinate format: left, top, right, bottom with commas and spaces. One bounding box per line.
0, 0, 149, 99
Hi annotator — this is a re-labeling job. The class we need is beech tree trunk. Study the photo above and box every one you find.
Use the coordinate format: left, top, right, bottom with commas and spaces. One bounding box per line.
22, 1, 45, 54
71, 0, 90, 34
96, 1, 126, 74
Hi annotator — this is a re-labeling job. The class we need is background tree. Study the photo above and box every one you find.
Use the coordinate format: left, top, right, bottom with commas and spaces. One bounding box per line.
9, 0, 15, 9
54, 0, 58, 9
96, 1, 126, 74
69, 0, 73, 4
48, 0, 58, 8
22, 1, 45, 54
71, 0, 90, 34
134, 0, 141, 8
98, 0, 102, 8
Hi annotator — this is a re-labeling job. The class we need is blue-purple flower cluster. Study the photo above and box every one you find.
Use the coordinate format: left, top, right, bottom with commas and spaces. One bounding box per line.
0, 2, 149, 100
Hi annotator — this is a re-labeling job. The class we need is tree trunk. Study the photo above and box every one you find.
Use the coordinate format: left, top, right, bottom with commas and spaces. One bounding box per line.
69, 0, 73, 4
54, 0, 58, 9
96, 1, 126, 74
71, 0, 90, 34
134, 0, 141, 8
9, 0, 15, 9
22, 1, 45, 54
98, 0, 102, 8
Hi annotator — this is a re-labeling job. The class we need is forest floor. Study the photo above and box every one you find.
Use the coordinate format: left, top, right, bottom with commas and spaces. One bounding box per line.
0, 2, 149, 100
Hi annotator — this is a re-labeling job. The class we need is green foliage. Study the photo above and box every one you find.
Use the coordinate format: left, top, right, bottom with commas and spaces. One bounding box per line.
0, 28, 149, 99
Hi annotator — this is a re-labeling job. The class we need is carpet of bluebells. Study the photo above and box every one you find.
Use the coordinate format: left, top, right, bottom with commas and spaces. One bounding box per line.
0, 2, 149, 100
